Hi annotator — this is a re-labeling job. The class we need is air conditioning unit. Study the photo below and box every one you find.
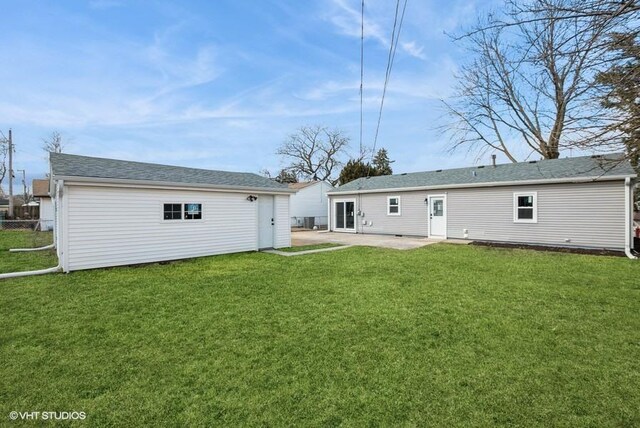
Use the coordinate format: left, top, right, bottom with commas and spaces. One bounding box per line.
303, 217, 315, 229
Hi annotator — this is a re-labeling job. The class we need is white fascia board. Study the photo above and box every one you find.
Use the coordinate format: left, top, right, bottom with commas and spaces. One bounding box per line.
327, 175, 635, 196
53, 175, 296, 195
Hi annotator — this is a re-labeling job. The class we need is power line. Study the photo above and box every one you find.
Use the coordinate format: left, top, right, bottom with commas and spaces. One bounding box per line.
371, 0, 408, 162
359, 0, 364, 158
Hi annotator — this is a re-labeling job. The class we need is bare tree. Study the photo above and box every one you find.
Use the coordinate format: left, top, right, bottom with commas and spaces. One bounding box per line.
42, 131, 65, 154
443, 0, 638, 162
277, 125, 350, 185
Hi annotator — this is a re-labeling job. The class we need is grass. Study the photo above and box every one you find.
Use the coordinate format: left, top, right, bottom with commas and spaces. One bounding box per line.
0, 231, 56, 274
278, 242, 344, 252
1, 237, 640, 426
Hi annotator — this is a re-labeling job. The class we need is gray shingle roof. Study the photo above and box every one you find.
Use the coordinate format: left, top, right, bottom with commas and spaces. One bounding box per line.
333, 154, 636, 193
50, 153, 291, 191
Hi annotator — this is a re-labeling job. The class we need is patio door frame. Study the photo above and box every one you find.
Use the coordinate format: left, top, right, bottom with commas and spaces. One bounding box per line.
333, 198, 357, 233
428, 194, 447, 239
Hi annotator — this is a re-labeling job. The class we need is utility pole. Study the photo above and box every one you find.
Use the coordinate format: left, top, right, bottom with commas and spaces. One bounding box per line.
7, 129, 13, 219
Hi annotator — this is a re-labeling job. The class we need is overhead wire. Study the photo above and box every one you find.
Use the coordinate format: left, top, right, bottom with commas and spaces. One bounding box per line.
369, 0, 408, 174
359, 0, 364, 159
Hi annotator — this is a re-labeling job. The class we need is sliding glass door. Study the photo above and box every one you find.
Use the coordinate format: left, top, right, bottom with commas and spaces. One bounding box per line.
334, 200, 355, 232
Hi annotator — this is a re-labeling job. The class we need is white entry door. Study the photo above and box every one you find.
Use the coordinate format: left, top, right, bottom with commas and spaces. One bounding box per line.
258, 195, 274, 249
428, 195, 446, 238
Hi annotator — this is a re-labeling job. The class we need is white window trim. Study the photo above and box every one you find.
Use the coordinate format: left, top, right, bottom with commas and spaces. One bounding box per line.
513, 192, 537, 223
160, 202, 205, 222
387, 196, 401, 216
183, 203, 204, 221
333, 198, 357, 232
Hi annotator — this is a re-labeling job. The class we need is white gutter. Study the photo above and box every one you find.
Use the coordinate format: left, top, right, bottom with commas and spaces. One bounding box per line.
53, 175, 296, 195
327, 174, 636, 195
625, 177, 638, 260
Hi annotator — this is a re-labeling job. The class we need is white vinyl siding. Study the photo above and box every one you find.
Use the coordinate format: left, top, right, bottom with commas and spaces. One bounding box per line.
447, 182, 626, 250
330, 180, 627, 250
332, 191, 428, 236
65, 185, 261, 271
289, 182, 333, 226
274, 195, 290, 248
39, 198, 55, 229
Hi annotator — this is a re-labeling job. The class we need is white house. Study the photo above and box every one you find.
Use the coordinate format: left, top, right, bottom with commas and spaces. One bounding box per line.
328, 154, 638, 257
288, 181, 334, 228
49, 153, 294, 272
33, 179, 54, 230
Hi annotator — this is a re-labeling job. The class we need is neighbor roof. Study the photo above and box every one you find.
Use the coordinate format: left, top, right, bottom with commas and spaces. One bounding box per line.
331, 154, 636, 193
288, 181, 323, 190
50, 153, 292, 192
32, 179, 50, 197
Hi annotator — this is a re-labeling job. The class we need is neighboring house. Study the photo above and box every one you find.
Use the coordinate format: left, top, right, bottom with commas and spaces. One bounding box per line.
33, 178, 54, 230
49, 153, 293, 272
0, 197, 25, 218
288, 181, 334, 228
327, 154, 638, 253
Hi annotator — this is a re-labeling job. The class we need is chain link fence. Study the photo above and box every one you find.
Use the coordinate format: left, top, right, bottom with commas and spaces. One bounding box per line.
0, 219, 54, 231
291, 216, 328, 230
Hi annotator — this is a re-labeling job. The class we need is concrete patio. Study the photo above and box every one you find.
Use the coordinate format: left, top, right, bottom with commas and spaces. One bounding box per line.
291, 230, 469, 250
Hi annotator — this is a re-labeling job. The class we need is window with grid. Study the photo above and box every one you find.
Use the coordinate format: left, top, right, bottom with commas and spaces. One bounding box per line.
163, 204, 182, 220
184, 203, 202, 220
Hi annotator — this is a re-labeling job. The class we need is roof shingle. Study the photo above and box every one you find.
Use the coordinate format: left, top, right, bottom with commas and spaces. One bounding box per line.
50, 153, 291, 191
332, 154, 636, 193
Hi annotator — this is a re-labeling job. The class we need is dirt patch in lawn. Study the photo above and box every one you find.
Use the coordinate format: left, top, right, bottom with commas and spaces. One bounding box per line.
471, 240, 627, 257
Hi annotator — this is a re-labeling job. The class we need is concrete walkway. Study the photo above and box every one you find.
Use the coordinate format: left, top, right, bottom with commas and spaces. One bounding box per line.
291, 230, 469, 250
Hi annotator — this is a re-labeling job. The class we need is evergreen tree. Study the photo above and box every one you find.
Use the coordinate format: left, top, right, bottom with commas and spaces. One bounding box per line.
596, 32, 639, 170
338, 159, 376, 185
372, 148, 394, 175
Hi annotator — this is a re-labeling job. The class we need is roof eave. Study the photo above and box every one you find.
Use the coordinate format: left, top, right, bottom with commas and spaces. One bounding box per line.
327, 174, 636, 195
53, 175, 296, 194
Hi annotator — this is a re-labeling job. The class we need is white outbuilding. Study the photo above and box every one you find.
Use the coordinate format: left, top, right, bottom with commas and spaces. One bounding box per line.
288, 181, 334, 228
50, 153, 293, 272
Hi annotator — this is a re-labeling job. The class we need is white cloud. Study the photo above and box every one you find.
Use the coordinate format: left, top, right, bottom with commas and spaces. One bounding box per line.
327, 0, 427, 60
400, 41, 425, 60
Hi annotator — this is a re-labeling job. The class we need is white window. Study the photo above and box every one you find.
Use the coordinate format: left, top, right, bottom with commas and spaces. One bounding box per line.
163, 203, 182, 220
387, 196, 401, 215
513, 192, 537, 223
163, 203, 203, 221
184, 203, 202, 220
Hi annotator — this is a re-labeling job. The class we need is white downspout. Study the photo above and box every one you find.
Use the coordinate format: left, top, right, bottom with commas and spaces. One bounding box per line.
0, 264, 62, 280
625, 177, 638, 259
9, 243, 55, 252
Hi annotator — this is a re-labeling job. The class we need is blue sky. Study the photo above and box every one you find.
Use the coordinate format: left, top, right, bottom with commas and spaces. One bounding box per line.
0, 0, 492, 190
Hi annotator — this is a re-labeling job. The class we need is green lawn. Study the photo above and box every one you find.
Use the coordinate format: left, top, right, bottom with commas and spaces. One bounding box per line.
0, 231, 56, 274
1, 235, 639, 426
